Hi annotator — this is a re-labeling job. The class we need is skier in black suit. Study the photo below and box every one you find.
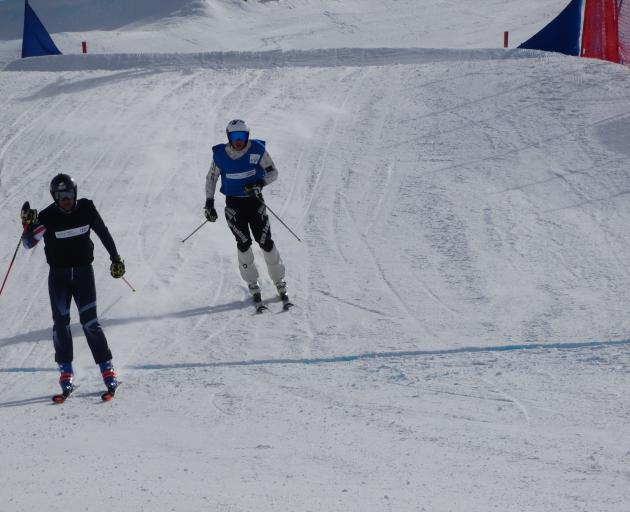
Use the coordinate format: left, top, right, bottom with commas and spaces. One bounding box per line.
21, 173, 125, 398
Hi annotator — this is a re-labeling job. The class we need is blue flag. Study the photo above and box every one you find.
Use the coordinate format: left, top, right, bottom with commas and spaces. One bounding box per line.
518, 0, 583, 56
21, 0, 62, 58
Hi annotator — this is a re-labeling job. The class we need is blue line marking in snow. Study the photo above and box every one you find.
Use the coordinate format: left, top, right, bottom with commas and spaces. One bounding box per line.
0, 367, 56, 373
128, 338, 630, 371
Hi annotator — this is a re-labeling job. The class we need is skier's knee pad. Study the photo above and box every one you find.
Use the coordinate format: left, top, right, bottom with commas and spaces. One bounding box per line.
263, 244, 285, 283
237, 247, 259, 283
238, 247, 255, 265
262, 243, 280, 264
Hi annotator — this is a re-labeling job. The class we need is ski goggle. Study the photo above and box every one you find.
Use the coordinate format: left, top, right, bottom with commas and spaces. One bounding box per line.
228, 131, 249, 143
54, 189, 75, 202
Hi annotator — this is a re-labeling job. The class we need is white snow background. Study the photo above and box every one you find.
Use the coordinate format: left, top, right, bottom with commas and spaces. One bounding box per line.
1, 1, 630, 511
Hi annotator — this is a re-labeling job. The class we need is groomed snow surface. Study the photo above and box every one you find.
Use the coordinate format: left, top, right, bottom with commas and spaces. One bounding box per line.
1, 1, 630, 511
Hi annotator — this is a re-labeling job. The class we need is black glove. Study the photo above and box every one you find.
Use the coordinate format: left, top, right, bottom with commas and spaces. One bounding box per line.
20, 201, 38, 225
244, 180, 264, 198
110, 255, 125, 279
204, 198, 218, 222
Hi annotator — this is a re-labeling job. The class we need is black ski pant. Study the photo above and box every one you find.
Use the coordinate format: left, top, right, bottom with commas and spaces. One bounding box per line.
225, 195, 275, 252
48, 265, 112, 365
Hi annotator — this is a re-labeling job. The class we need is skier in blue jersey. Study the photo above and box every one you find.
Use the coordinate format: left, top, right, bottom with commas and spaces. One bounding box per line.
204, 119, 290, 310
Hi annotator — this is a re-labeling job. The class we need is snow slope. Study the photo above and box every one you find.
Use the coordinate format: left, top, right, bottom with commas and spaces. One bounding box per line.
1, 1, 630, 511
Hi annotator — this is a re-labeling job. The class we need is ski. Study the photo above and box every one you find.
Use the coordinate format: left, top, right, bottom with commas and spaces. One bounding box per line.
52, 392, 71, 404
52, 386, 75, 404
251, 292, 293, 312
101, 390, 115, 401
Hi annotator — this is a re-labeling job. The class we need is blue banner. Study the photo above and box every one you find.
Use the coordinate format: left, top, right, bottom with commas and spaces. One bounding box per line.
519, 0, 583, 56
21, 0, 62, 58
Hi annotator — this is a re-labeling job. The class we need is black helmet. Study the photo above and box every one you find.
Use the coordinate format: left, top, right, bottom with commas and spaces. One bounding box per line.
50, 173, 77, 211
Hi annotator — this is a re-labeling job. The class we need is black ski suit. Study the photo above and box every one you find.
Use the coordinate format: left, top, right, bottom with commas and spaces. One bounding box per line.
22, 199, 119, 364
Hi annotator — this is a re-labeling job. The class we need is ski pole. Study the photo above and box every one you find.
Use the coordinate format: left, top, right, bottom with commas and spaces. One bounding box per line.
262, 201, 302, 243
121, 276, 136, 292
181, 220, 209, 243
0, 233, 23, 297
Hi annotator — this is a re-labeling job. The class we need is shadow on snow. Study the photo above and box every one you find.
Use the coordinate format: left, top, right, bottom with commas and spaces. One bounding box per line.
0, 298, 250, 350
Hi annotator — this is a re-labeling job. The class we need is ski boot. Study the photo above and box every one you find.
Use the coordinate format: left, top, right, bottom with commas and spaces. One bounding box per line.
52, 363, 74, 403
276, 280, 293, 310
249, 281, 267, 313
99, 360, 118, 393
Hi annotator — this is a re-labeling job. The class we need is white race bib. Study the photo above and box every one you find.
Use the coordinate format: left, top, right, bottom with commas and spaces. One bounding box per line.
225, 169, 257, 180
55, 225, 90, 239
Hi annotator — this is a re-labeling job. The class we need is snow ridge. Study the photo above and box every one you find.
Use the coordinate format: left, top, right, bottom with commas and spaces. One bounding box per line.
4, 47, 548, 72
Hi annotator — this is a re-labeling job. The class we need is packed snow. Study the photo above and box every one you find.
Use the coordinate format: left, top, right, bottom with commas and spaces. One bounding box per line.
1, 1, 629, 511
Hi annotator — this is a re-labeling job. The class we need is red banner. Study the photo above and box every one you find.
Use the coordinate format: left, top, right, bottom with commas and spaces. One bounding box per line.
619, 0, 630, 63
582, 0, 621, 63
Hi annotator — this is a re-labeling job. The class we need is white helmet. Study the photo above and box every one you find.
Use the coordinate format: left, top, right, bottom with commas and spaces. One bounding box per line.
226, 119, 250, 146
